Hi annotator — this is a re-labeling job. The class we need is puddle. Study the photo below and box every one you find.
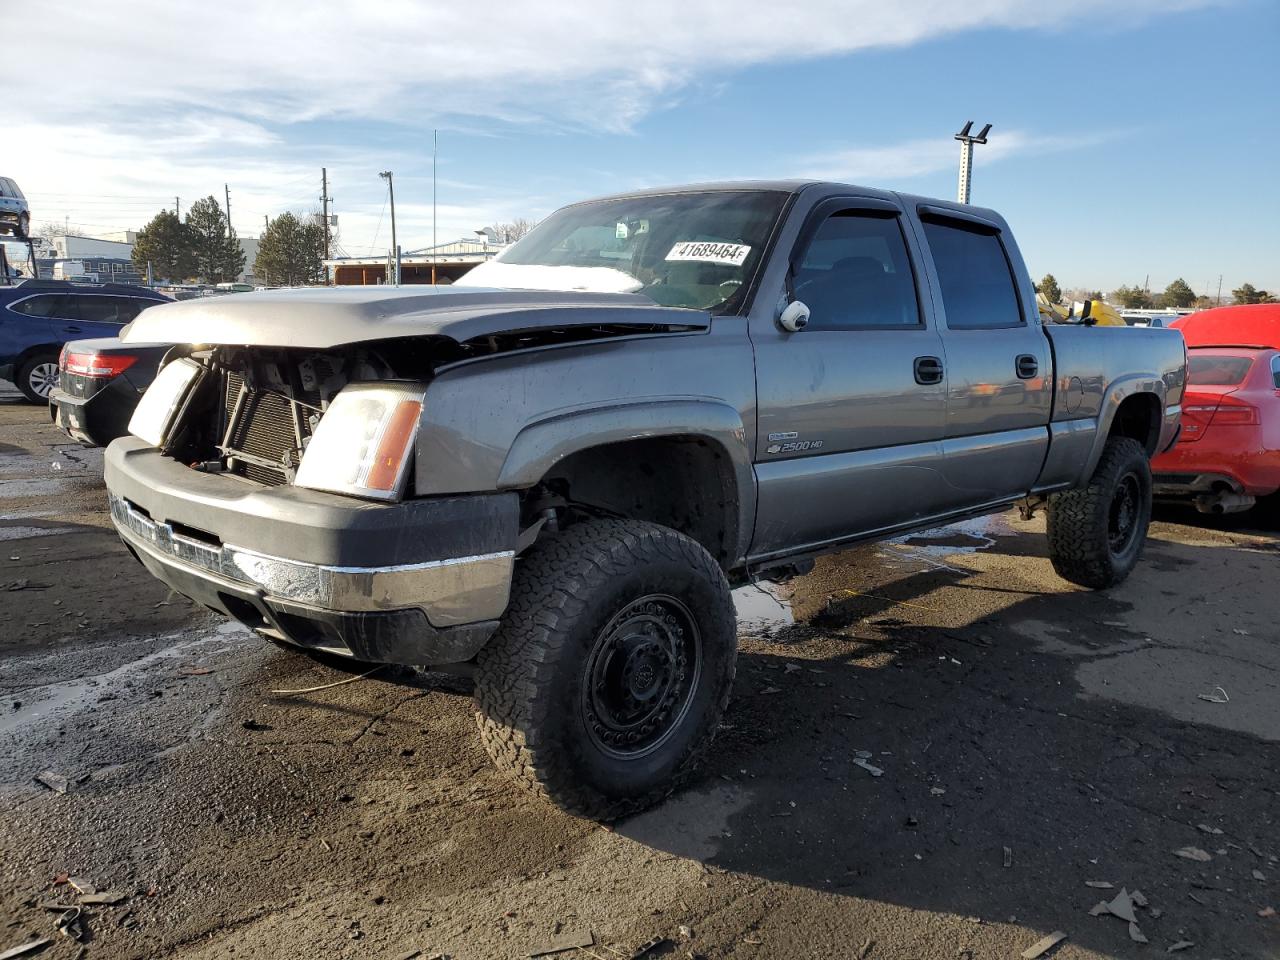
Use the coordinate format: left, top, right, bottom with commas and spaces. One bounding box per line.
888, 513, 1009, 559
0, 477, 74, 499
0, 625, 251, 737
733, 581, 794, 631
0, 525, 72, 541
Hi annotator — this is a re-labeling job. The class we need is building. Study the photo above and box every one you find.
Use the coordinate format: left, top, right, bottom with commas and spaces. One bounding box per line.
325, 237, 501, 285
52, 257, 144, 285
51, 234, 134, 260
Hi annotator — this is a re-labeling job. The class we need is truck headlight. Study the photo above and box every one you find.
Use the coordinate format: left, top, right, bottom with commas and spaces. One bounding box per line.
294, 383, 425, 501
128, 357, 203, 448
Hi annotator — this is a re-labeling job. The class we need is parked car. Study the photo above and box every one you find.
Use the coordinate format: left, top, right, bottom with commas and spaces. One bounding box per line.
0, 281, 169, 402
49, 336, 172, 446
0, 176, 29, 239
104, 181, 1185, 818
1151, 304, 1280, 514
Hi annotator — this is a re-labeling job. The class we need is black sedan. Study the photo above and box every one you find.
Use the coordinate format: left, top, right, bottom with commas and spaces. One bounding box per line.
49, 337, 172, 446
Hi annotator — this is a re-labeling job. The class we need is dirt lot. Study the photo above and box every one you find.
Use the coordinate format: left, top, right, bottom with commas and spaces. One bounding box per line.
2, 387, 1277, 960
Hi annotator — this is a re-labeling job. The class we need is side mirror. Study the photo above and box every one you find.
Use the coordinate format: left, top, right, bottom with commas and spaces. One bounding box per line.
779, 300, 810, 333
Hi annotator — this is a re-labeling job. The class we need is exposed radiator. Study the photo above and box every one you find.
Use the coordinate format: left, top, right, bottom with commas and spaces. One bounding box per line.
222, 371, 312, 486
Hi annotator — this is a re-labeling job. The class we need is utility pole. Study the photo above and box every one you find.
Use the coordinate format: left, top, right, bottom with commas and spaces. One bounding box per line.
379, 171, 398, 285
1216, 274, 1223, 306
321, 167, 331, 264
224, 184, 232, 232
432, 129, 438, 285
954, 121, 992, 204
175, 196, 180, 218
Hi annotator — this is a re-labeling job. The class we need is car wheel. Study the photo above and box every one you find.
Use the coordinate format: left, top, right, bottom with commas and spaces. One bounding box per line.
17, 213, 29, 240
474, 518, 737, 820
17, 353, 60, 404
1046, 436, 1152, 589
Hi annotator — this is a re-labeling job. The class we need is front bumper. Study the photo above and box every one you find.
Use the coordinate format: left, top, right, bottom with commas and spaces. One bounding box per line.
105, 437, 519, 665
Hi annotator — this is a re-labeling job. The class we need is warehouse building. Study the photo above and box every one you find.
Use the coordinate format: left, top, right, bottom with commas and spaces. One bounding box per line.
325, 237, 500, 285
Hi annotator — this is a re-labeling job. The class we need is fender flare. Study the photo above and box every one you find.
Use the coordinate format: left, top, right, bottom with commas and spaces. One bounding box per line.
497, 397, 755, 564
1080, 373, 1167, 480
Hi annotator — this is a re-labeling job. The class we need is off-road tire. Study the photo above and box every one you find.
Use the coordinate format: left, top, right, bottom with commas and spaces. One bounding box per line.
17, 352, 59, 404
474, 518, 736, 820
1046, 436, 1152, 588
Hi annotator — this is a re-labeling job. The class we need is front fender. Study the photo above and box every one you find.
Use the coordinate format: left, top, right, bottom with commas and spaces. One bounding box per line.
498, 397, 756, 561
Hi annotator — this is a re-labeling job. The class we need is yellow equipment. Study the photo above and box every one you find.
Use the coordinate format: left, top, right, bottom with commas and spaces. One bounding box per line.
1038, 293, 1127, 327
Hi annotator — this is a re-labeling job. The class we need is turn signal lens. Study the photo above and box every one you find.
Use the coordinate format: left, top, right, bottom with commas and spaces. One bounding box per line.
294, 383, 426, 501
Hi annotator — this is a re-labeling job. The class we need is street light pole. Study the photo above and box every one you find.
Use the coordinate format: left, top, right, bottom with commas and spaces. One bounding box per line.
379, 170, 399, 284
954, 121, 992, 205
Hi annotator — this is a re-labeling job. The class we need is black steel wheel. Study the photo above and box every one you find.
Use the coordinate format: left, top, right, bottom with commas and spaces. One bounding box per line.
474, 518, 736, 820
1047, 436, 1152, 588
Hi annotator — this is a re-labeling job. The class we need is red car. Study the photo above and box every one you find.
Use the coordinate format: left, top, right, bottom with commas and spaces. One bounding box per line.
1151, 304, 1280, 514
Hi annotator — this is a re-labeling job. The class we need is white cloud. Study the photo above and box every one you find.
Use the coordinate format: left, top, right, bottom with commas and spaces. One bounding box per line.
4, 1, 1214, 251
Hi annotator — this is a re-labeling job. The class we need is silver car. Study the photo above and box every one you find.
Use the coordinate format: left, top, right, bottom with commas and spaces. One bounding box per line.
0, 176, 30, 239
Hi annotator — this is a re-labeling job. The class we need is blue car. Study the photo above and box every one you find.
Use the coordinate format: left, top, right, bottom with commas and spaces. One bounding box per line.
0, 280, 169, 402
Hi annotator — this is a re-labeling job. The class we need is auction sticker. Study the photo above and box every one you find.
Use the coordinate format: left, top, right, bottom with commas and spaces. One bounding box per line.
665, 241, 751, 266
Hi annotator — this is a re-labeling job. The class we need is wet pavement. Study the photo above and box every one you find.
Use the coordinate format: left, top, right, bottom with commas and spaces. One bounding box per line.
1, 391, 1278, 960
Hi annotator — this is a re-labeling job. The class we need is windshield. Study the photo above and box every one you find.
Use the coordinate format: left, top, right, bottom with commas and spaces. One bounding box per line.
458, 190, 789, 313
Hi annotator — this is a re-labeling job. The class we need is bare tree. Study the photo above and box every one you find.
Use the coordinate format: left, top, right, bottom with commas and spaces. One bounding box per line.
487, 218, 536, 244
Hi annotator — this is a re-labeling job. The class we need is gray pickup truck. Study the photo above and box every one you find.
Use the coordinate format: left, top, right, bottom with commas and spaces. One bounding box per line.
105, 181, 1186, 818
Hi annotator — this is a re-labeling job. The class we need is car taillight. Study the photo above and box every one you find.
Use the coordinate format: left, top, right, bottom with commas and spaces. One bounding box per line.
1209, 395, 1260, 426
62, 350, 139, 379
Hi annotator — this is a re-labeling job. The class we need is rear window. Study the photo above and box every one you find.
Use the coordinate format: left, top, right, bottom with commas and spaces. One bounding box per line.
921, 216, 1023, 329
1188, 354, 1254, 386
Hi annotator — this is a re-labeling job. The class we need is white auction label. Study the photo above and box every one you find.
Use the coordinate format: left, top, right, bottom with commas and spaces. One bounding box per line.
664, 241, 751, 266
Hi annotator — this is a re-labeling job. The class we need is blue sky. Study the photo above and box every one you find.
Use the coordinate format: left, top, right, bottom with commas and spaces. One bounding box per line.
5, 0, 1276, 295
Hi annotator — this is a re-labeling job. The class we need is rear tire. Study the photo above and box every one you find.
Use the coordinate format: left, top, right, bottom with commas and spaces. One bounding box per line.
474, 518, 736, 820
16, 213, 29, 240
17, 353, 59, 404
1046, 436, 1152, 588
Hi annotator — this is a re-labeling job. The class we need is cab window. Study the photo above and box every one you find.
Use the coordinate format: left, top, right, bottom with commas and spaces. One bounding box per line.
922, 216, 1024, 330
793, 211, 921, 329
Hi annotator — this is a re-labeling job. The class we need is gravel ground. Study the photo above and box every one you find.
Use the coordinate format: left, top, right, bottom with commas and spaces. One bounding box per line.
1, 387, 1277, 960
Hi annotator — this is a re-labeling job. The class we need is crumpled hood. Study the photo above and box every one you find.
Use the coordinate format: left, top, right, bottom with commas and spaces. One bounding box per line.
122, 286, 709, 349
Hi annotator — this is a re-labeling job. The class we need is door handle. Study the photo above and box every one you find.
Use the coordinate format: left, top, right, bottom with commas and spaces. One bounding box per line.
1016, 354, 1038, 379
65, 326, 83, 333
914, 356, 944, 385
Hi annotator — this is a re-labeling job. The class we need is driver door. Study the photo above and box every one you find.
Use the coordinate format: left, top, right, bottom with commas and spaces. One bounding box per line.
749, 198, 950, 561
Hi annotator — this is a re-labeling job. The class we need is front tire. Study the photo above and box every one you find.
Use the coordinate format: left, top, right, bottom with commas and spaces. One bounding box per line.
17, 353, 59, 404
474, 518, 736, 820
1046, 436, 1152, 588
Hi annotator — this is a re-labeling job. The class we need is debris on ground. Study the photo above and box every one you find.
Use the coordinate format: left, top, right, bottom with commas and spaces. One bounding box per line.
6, 578, 30, 591
177, 667, 215, 677
241, 719, 273, 732
1090, 888, 1139, 923
930, 786, 946, 795
1003, 846, 1013, 868
678, 925, 694, 939
1085, 881, 1114, 889
270, 666, 383, 696
1173, 846, 1213, 862
527, 927, 594, 957
33, 772, 68, 794
0, 939, 54, 960
1197, 687, 1230, 703
1129, 922, 1148, 943
1196, 823, 1224, 835
1259, 906, 1276, 918
54, 906, 87, 943
1020, 930, 1067, 959
1167, 941, 1194, 952
852, 758, 884, 777
1252, 869, 1266, 881
79, 892, 126, 906
628, 937, 673, 959
67, 878, 96, 896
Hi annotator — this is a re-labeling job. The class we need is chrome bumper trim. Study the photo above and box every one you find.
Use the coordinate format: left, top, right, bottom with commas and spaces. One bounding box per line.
109, 493, 513, 626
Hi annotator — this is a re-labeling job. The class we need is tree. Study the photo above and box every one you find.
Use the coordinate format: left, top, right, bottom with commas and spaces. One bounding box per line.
254, 212, 326, 287
1161, 278, 1196, 308
186, 196, 245, 284
131, 210, 195, 282
1036, 274, 1061, 303
487, 218, 535, 244
1110, 285, 1153, 309
1232, 282, 1277, 305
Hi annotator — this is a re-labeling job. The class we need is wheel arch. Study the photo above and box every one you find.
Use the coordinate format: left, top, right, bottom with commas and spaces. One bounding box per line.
498, 399, 754, 568
1081, 375, 1166, 479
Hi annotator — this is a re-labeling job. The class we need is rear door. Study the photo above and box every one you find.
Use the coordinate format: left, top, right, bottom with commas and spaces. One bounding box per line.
749, 197, 949, 559
913, 209, 1052, 507
7, 292, 87, 345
